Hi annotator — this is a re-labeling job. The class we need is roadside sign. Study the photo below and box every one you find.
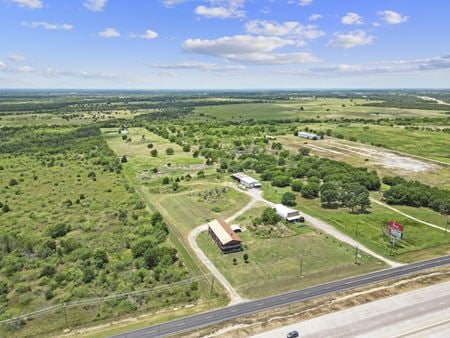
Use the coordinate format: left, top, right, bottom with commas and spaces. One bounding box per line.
387, 221, 404, 240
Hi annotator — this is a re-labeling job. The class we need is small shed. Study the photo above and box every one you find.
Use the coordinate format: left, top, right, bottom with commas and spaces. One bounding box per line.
275, 204, 302, 222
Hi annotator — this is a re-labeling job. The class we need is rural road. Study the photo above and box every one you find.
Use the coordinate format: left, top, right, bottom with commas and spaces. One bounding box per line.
187, 194, 258, 304
253, 279, 450, 338
111, 255, 450, 338
240, 187, 402, 268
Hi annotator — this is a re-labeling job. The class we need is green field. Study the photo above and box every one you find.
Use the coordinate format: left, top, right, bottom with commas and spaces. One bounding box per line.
261, 185, 450, 263
304, 124, 450, 164
195, 99, 446, 121
197, 205, 385, 299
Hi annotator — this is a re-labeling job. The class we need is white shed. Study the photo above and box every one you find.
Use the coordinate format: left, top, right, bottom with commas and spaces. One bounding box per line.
275, 204, 302, 222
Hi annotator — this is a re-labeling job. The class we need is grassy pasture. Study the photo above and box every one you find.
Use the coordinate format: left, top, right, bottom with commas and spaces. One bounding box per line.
302, 124, 450, 164
197, 205, 384, 299
278, 134, 450, 189
261, 186, 450, 263
194, 98, 446, 121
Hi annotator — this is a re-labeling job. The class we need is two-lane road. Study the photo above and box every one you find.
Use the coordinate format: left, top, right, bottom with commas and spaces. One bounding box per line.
113, 255, 450, 338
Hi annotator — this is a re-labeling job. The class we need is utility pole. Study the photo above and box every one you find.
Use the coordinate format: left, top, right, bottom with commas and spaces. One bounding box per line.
300, 255, 304, 277
63, 303, 69, 330
210, 275, 215, 297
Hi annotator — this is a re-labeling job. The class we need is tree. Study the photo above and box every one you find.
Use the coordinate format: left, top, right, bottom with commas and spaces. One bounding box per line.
260, 207, 281, 225
166, 148, 175, 155
243, 253, 249, 263
298, 147, 310, 156
162, 177, 170, 185
182, 144, 191, 152
2, 203, 10, 213
281, 192, 297, 206
147, 143, 154, 149
301, 182, 320, 199
233, 257, 238, 265
93, 248, 109, 269
8, 178, 18, 186
291, 179, 303, 192
121, 155, 128, 163
150, 149, 158, 157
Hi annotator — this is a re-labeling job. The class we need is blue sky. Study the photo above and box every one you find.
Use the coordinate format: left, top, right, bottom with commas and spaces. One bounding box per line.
0, 0, 449, 89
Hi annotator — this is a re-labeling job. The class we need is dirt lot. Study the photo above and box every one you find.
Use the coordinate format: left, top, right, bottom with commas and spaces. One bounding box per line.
279, 135, 450, 188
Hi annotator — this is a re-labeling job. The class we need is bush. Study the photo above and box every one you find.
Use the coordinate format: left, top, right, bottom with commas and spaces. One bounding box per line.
150, 149, 158, 157
47, 223, 71, 239
8, 178, 18, 186
166, 148, 175, 155
281, 192, 297, 206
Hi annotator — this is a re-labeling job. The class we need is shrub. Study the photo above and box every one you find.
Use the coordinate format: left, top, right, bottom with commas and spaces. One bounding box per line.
281, 192, 297, 206
166, 148, 175, 155
8, 178, 18, 186
47, 223, 71, 239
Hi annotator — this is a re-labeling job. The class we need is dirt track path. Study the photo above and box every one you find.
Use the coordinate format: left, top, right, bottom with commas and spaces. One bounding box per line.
239, 187, 402, 268
188, 196, 258, 305
371, 198, 450, 233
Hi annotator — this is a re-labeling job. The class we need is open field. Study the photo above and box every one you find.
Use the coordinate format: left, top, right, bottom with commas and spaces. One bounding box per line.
278, 134, 450, 189
197, 206, 385, 299
195, 98, 446, 121
261, 185, 450, 263
299, 124, 450, 164
0, 125, 204, 337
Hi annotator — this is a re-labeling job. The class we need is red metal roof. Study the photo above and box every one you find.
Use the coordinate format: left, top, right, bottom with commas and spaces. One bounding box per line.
388, 221, 404, 232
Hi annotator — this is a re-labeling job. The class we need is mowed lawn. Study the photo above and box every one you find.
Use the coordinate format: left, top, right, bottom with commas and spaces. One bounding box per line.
197, 206, 385, 299
194, 99, 444, 121
292, 195, 450, 263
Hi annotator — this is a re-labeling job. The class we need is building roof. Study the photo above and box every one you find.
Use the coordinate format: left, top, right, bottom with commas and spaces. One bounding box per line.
298, 131, 318, 138
208, 220, 241, 245
231, 172, 261, 186
275, 204, 301, 220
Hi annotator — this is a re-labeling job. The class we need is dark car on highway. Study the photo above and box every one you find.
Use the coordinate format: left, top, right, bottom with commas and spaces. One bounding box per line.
287, 330, 299, 338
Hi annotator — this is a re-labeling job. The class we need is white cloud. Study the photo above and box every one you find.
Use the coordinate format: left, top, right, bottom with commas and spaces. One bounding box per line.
245, 20, 325, 40
161, 0, 189, 7
0, 60, 6, 69
307, 55, 450, 76
151, 61, 245, 72
297, 0, 313, 7
182, 34, 319, 64
98, 28, 120, 38
84, 0, 108, 12
8, 53, 27, 62
15, 66, 34, 73
22, 21, 74, 30
195, 5, 245, 18
309, 14, 322, 22
341, 12, 364, 25
327, 30, 374, 49
10, 0, 43, 9
133, 29, 159, 40
378, 10, 409, 25
194, 0, 246, 19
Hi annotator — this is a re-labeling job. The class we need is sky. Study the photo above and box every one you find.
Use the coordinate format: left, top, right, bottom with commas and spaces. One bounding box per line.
0, 0, 449, 89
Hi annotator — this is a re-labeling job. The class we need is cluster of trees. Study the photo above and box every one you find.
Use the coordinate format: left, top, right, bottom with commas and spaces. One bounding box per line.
383, 176, 450, 214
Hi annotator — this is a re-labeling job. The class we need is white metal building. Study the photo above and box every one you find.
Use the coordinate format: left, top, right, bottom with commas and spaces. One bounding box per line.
298, 131, 319, 140
231, 173, 262, 189
275, 204, 302, 222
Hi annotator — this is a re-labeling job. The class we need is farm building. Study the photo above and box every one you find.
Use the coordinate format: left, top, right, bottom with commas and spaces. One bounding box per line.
231, 173, 261, 189
298, 131, 319, 140
208, 220, 242, 254
275, 204, 302, 222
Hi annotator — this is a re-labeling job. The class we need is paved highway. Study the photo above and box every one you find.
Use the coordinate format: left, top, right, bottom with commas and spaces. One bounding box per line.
112, 255, 450, 338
